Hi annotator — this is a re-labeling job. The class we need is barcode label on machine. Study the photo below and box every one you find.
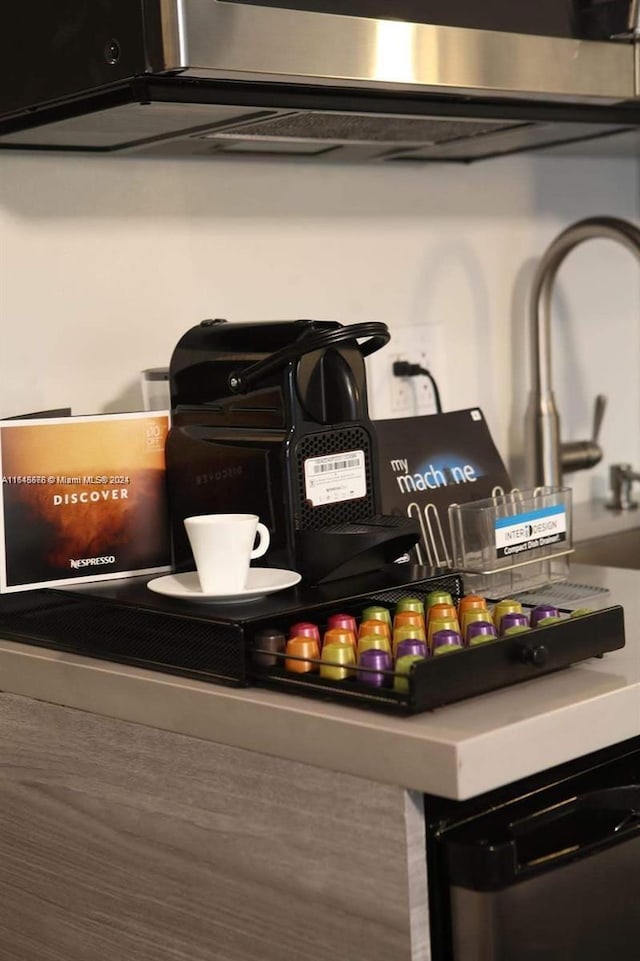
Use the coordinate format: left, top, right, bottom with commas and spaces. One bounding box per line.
304, 450, 366, 506
312, 456, 361, 473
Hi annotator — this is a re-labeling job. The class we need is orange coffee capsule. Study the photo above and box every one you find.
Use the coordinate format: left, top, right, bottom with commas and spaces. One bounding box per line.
427, 602, 458, 626
358, 618, 391, 641
458, 594, 488, 619
393, 610, 425, 633
322, 627, 357, 654
284, 636, 320, 673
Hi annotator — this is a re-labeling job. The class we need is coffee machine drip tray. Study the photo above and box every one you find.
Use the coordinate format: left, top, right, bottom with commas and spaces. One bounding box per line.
296, 514, 420, 582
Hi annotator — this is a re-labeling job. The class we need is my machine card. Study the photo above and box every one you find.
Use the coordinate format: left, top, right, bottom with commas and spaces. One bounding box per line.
0, 411, 171, 592
375, 409, 512, 567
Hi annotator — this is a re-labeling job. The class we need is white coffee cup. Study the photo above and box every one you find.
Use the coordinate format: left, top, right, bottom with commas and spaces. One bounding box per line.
184, 513, 270, 594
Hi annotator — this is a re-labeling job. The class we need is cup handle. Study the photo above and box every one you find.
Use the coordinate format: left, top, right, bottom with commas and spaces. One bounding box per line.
251, 522, 270, 560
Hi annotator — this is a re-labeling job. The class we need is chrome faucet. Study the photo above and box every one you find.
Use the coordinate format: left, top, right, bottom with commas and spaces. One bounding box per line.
526, 216, 640, 489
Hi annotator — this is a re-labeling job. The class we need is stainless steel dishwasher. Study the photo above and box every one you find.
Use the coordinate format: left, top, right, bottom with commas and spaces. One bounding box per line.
426, 737, 640, 960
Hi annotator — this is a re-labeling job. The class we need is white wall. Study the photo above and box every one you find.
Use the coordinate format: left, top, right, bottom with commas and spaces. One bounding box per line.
1, 150, 638, 503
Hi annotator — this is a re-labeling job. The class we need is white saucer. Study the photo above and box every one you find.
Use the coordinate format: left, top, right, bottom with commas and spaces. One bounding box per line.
147, 567, 301, 603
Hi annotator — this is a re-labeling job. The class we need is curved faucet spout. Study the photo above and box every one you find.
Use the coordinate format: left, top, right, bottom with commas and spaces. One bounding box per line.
527, 216, 640, 489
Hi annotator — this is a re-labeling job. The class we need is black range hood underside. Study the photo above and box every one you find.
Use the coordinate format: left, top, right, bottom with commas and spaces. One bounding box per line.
1, 77, 639, 163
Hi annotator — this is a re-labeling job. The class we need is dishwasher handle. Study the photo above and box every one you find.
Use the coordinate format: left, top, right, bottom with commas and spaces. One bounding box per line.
510, 785, 640, 870
443, 785, 640, 892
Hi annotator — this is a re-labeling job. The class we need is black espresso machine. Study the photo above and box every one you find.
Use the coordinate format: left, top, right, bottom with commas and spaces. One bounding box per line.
165, 318, 420, 583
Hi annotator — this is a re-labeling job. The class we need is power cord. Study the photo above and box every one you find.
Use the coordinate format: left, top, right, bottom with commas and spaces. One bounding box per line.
392, 360, 443, 414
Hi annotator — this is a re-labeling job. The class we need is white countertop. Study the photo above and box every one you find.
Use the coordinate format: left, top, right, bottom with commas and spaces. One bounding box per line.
1, 563, 638, 801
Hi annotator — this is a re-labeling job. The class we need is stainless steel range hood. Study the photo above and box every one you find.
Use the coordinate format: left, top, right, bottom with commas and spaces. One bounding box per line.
1, 0, 639, 162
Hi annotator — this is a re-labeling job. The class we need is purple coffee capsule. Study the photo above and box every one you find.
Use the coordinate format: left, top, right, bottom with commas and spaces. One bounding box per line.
431, 628, 463, 655
463, 618, 496, 644
500, 612, 530, 636
530, 604, 560, 628
396, 638, 428, 661
357, 648, 393, 687
466, 621, 498, 646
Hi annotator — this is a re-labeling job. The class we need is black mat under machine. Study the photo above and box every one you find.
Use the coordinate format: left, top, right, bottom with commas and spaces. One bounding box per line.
165, 318, 420, 583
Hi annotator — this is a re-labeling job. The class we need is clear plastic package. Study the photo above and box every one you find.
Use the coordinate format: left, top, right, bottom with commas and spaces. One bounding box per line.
448, 487, 573, 597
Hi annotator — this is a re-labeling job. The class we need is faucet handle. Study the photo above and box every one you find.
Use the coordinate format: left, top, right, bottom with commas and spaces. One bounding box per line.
592, 394, 607, 444
560, 393, 607, 477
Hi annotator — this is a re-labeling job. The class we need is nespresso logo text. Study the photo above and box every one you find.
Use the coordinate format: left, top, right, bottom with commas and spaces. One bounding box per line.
69, 556, 116, 569
53, 489, 128, 506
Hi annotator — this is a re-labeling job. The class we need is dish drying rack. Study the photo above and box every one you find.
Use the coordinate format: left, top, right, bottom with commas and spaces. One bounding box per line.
448, 486, 573, 596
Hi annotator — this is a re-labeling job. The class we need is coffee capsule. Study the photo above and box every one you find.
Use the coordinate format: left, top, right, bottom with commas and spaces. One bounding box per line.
357, 633, 392, 657
427, 617, 459, 649
530, 604, 560, 628
431, 629, 464, 655
500, 612, 530, 635
393, 654, 426, 692
285, 636, 320, 673
492, 599, 523, 632
393, 623, 427, 655
323, 627, 357, 654
393, 610, 426, 634
461, 608, 493, 640
427, 602, 459, 627
358, 618, 391, 641
320, 642, 356, 680
289, 621, 321, 643
466, 622, 498, 646
327, 613, 357, 635
252, 628, 286, 668
396, 638, 428, 660
458, 594, 488, 619
356, 648, 393, 687
425, 590, 453, 609
395, 597, 425, 617
361, 605, 392, 629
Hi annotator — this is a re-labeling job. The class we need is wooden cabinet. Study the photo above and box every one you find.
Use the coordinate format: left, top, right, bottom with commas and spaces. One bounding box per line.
0, 695, 428, 961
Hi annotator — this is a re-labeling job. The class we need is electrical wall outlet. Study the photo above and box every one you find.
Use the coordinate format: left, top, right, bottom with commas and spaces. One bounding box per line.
366, 324, 444, 419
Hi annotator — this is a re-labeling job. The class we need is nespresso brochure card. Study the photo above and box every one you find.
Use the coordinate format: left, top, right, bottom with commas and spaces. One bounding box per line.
0, 412, 171, 592
375, 409, 512, 567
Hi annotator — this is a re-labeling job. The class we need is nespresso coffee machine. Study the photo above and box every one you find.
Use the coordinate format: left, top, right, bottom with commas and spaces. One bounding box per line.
166, 319, 419, 582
